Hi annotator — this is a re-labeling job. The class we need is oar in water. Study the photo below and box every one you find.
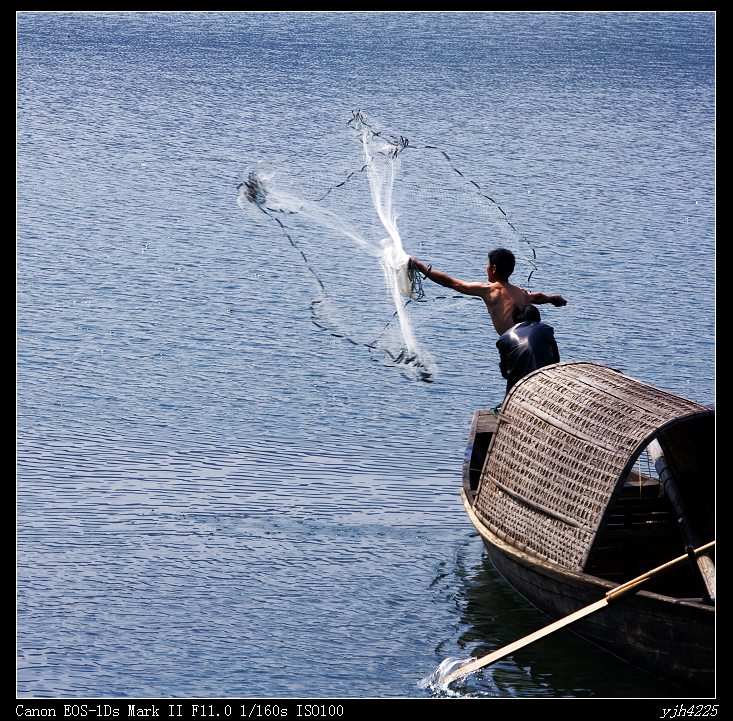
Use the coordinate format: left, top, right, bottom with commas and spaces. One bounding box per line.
441, 540, 715, 686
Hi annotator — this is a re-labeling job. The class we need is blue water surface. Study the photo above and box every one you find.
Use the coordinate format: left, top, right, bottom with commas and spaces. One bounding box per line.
17, 11, 714, 699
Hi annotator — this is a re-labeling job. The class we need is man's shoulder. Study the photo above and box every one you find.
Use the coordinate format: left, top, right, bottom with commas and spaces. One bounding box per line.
485, 281, 511, 298
495, 281, 530, 301
468, 281, 493, 298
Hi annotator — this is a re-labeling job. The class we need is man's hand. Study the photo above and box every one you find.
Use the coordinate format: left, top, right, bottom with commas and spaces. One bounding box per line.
410, 257, 427, 274
551, 295, 568, 307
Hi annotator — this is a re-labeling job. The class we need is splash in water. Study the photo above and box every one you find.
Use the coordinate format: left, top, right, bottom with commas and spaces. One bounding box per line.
420, 656, 473, 689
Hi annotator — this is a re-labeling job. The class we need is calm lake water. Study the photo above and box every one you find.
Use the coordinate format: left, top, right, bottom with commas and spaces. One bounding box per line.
17, 12, 715, 699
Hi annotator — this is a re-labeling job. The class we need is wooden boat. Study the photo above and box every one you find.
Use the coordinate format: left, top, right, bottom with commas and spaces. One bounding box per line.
461, 361, 715, 693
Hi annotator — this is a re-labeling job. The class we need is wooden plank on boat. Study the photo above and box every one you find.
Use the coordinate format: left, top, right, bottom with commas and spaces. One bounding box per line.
475, 409, 499, 435
463, 410, 498, 495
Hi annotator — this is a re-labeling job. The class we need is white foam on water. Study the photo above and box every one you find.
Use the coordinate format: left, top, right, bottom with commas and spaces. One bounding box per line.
419, 655, 507, 697
418, 656, 477, 695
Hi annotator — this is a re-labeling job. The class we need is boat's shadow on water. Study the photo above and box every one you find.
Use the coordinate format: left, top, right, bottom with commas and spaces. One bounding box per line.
425, 535, 693, 698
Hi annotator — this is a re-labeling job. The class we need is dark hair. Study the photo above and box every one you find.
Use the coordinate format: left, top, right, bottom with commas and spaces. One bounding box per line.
488, 248, 516, 279
512, 303, 541, 324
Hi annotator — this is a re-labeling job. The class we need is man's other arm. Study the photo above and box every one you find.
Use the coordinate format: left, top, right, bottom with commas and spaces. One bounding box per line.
526, 290, 567, 307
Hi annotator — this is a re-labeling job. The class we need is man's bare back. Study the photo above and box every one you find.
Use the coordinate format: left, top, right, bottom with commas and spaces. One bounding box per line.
409, 250, 567, 336
482, 281, 534, 335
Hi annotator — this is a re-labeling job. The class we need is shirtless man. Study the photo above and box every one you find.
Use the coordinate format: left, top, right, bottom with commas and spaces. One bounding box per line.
410, 248, 567, 335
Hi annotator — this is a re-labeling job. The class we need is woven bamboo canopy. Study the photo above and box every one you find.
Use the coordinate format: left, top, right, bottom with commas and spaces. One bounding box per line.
474, 361, 714, 572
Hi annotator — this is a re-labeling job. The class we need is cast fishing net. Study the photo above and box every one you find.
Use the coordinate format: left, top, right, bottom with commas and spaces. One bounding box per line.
237, 110, 539, 382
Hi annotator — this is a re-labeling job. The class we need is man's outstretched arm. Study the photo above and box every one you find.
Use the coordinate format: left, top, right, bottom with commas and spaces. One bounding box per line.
410, 258, 487, 296
526, 290, 568, 307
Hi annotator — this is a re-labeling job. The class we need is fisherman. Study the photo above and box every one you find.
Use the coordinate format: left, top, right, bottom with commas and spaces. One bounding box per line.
409, 248, 567, 336
496, 304, 560, 395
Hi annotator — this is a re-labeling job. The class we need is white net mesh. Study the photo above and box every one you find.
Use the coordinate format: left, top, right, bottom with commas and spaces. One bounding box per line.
238, 111, 539, 382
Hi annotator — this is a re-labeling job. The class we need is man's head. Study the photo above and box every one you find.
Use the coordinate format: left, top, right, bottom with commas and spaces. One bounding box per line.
512, 303, 541, 324
487, 248, 516, 281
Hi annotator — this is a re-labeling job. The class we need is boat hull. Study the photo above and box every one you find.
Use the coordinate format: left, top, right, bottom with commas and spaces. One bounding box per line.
464, 490, 715, 694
